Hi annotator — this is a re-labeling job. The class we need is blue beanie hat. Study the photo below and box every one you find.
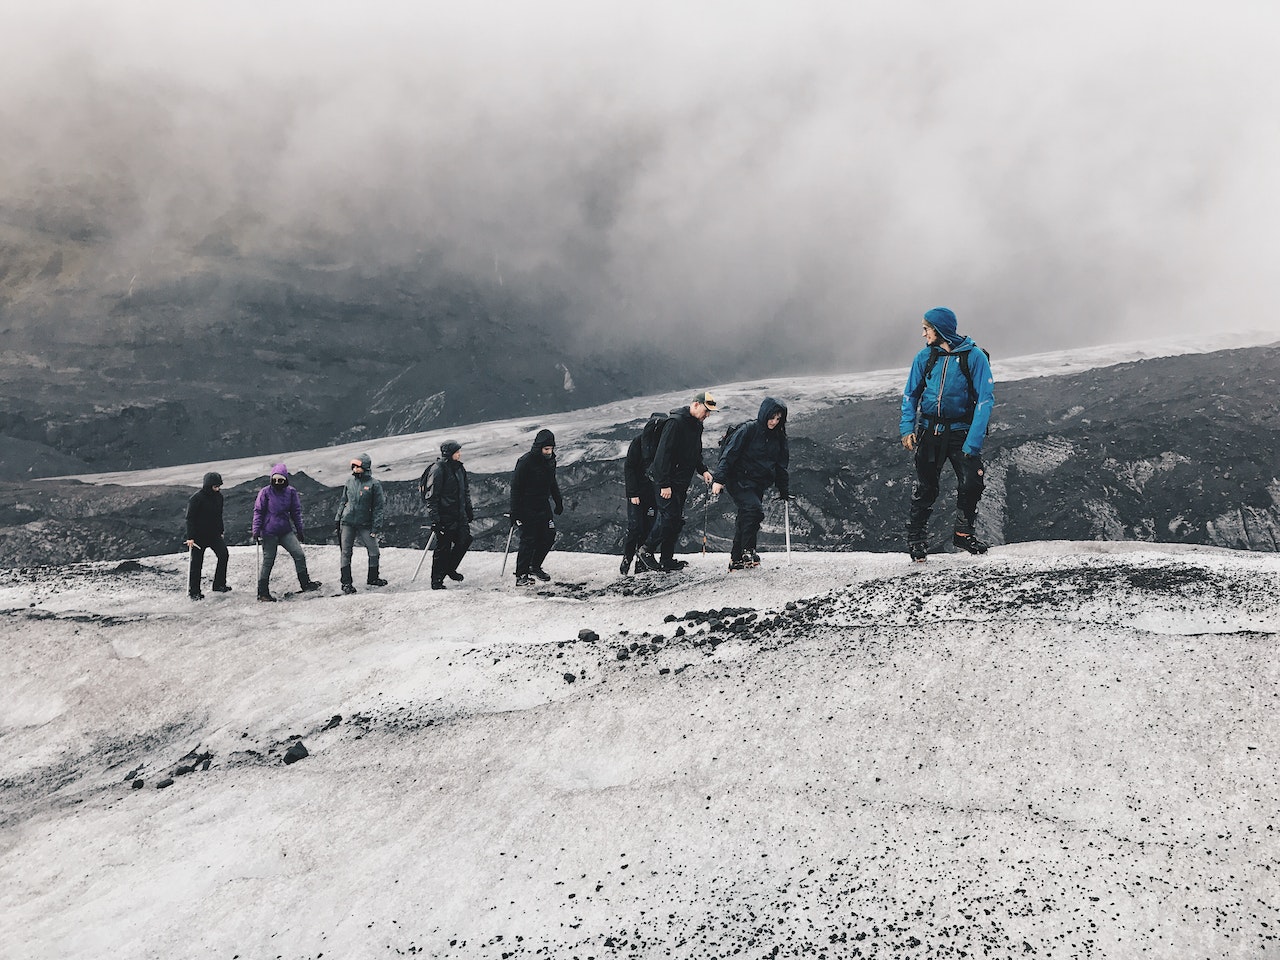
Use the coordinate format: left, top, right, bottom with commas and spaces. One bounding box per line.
923, 307, 960, 345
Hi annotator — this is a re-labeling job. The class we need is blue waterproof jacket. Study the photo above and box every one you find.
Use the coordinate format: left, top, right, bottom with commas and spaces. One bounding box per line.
899, 336, 995, 455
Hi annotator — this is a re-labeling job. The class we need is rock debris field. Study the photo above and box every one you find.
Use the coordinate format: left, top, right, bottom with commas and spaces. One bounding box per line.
1, 542, 1277, 959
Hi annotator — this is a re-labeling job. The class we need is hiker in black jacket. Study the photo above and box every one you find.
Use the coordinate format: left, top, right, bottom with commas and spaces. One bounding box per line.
184, 471, 230, 599
620, 433, 657, 575
423, 439, 474, 590
635, 391, 717, 573
510, 428, 564, 586
713, 396, 790, 571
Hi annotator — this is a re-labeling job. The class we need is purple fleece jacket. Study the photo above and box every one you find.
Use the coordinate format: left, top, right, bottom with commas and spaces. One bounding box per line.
252, 462, 305, 538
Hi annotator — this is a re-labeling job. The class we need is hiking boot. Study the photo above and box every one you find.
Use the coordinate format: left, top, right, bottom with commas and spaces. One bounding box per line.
515, 574, 534, 586
908, 541, 928, 562
728, 558, 747, 572
211, 584, 231, 593
257, 591, 276, 602
620, 556, 632, 575
531, 568, 551, 582
430, 580, 446, 590
300, 581, 322, 592
660, 558, 688, 573
189, 592, 205, 601
341, 583, 358, 595
634, 547, 658, 572
952, 532, 989, 555
746, 551, 761, 567
447, 571, 464, 582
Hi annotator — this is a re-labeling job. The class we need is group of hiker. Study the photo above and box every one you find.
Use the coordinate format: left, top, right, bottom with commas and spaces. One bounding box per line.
184, 307, 994, 599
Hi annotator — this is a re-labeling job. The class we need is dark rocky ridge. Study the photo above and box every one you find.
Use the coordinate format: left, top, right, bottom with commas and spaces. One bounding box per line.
0, 344, 1277, 566
0, 230, 788, 472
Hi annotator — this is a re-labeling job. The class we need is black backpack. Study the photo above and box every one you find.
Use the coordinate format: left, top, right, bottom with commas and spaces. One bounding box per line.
418, 464, 432, 503
639, 411, 669, 466
922, 344, 991, 405
719, 420, 753, 453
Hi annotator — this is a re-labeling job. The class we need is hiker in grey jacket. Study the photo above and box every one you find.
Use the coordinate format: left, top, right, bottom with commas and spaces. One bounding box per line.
335, 453, 387, 594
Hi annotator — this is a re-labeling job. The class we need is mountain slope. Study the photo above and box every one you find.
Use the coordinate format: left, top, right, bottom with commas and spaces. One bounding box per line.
4, 337, 1278, 565
1, 545, 1276, 958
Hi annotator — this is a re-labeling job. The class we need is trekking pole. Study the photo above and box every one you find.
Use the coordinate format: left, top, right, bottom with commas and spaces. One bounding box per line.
784, 498, 792, 563
702, 495, 708, 555
411, 529, 438, 583
500, 516, 515, 577
256, 537, 262, 582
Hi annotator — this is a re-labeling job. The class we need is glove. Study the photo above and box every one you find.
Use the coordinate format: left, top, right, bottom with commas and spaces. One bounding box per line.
554, 501, 564, 516
902, 434, 917, 452
297, 532, 305, 543
252, 536, 261, 545
512, 517, 522, 529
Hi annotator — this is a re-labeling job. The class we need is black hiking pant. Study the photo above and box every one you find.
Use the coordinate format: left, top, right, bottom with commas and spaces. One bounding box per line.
515, 515, 556, 575
431, 523, 473, 584
907, 428, 985, 543
189, 537, 229, 595
644, 481, 689, 564
622, 488, 657, 562
728, 482, 766, 561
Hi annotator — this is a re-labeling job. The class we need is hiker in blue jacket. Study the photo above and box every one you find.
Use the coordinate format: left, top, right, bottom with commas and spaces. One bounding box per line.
712, 397, 790, 571
899, 307, 995, 561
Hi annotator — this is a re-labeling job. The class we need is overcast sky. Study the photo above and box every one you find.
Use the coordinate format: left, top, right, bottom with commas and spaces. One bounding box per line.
3, 0, 1278, 368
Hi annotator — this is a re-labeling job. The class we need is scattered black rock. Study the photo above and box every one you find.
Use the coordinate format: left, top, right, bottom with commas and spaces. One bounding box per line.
322, 715, 342, 731
663, 614, 678, 623
113, 560, 145, 574
563, 672, 577, 684
156, 778, 174, 789
283, 742, 309, 765
578, 629, 599, 643
131, 779, 144, 790
616, 649, 630, 661
174, 765, 195, 776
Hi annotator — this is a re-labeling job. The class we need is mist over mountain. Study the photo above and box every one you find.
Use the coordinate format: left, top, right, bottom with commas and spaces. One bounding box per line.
3, 2, 1278, 470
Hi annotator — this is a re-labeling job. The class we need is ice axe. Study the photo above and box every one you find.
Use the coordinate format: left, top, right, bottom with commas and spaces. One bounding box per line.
411, 528, 439, 583
500, 515, 515, 578
784, 497, 792, 563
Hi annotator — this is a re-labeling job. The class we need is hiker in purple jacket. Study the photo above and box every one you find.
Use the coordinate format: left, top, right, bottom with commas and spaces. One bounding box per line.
251, 462, 321, 601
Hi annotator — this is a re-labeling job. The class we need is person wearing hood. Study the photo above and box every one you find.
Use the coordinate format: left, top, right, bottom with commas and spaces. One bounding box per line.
899, 306, 995, 562
619, 429, 658, 576
712, 397, 791, 571
335, 453, 387, 594
509, 428, 564, 586
635, 391, 717, 573
423, 439, 474, 590
251, 463, 321, 601
184, 471, 230, 599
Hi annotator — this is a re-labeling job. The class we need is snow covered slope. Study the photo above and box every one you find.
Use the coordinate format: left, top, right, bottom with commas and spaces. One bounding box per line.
67, 331, 1271, 488
2, 543, 1277, 958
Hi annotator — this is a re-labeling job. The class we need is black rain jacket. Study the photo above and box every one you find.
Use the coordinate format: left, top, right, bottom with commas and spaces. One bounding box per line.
646, 407, 709, 490
425, 457, 474, 529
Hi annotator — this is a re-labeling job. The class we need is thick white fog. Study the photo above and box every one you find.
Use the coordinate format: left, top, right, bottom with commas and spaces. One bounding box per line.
3, 0, 1278, 364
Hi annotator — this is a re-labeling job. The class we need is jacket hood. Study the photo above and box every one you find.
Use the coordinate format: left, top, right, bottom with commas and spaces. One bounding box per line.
924, 307, 964, 347
270, 463, 289, 481
532, 429, 556, 452
756, 397, 788, 431
440, 439, 462, 458
202, 471, 223, 490
355, 453, 372, 472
